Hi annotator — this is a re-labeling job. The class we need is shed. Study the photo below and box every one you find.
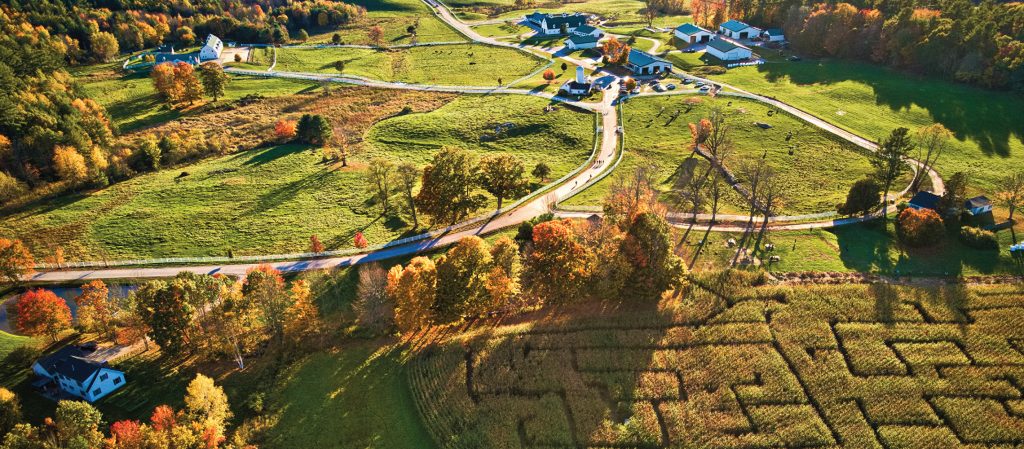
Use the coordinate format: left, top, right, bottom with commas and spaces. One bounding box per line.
964, 196, 993, 216
718, 20, 761, 40
762, 28, 785, 42
908, 191, 941, 211
565, 33, 601, 50
674, 23, 714, 45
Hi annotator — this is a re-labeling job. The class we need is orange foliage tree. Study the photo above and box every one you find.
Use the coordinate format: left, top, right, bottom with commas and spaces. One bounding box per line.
0, 238, 34, 284
75, 280, 113, 337
896, 207, 945, 247
274, 119, 298, 140
353, 232, 368, 248
600, 37, 630, 64
309, 234, 325, 253
15, 289, 72, 342
542, 69, 556, 84
522, 219, 593, 305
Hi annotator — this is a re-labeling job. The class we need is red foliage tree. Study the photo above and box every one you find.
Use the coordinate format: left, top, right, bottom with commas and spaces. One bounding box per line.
896, 207, 945, 247
109, 420, 143, 449
150, 405, 177, 432
274, 119, 297, 140
15, 289, 71, 342
310, 235, 325, 253
354, 232, 368, 249
542, 69, 556, 84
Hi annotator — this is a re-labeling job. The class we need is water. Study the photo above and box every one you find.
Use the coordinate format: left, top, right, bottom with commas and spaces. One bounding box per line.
0, 284, 137, 334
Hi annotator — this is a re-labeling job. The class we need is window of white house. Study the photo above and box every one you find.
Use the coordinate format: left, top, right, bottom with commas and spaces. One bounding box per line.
99, 373, 108, 381
113, 377, 122, 385
93, 388, 102, 396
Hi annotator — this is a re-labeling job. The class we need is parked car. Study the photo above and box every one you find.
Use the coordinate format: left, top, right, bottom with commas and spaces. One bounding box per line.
653, 84, 666, 92
683, 48, 697, 53
666, 83, 677, 90
695, 81, 705, 87
631, 87, 641, 94
681, 78, 693, 85
788, 55, 802, 61
699, 86, 710, 92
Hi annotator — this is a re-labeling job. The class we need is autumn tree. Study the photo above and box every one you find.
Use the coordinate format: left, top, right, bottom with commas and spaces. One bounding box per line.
912, 124, 951, 192
0, 239, 34, 284
600, 37, 630, 64
603, 164, 663, 226
354, 231, 368, 248
415, 147, 487, 225
90, 31, 119, 62
297, 29, 310, 42
53, 145, 89, 186
367, 158, 396, 215
242, 265, 290, 344
479, 154, 529, 210
175, 62, 204, 105
396, 162, 420, 228
387, 257, 436, 333
133, 280, 196, 356
368, 25, 385, 46
283, 280, 323, 346
897, 207, 945, 247
624, 77, 637, 91
184, 374, 232, 438
838, 178, 881, 217
873, 127, 914, 222
152, 62, 179, 103
0, 388, 21, 437
484, 236, 522, 313
523, 219, 593, 305
54, 400, 105, 449
15, 289, 71, 342
274, 119, 298, 140
210, 282, 259, 369
198, 62, 229, 102
542, 69, 556, 84
435, 236, 493, 321
354, 263, 393, 334
532, 163, 551, 183
310, 235, 325, 253
75, 280, 113, 338
622, 212, 686, 301
997, 172, 1024, 222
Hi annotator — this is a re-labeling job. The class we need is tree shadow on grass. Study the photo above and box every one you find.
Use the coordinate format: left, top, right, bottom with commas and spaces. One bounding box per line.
241, 144, 310, 167
749, 59, 1024, 157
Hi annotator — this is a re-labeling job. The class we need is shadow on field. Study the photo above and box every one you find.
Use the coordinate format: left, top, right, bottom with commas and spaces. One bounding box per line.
753, 59, 1024, 157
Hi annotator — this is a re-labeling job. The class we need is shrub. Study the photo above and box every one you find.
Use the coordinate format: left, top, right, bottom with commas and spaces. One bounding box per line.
959, 226, 999, 250
3, 345, 41, 366
274, 119, 297, 140
896, 207, 945, 247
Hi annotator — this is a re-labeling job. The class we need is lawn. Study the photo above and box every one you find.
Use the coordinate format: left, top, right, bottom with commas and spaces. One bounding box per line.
0, 94, 593, 260
273, 44, 547, 86
262, 344, 436, 449
707, 56, 1024, 193
304, 0, 465, 45
448, 0, 688, 26
0, 331, 33, 359
562, 94, 890, 215
471, 21, 533, 38
75, 63, 320, 132
408, 276, 1024, 448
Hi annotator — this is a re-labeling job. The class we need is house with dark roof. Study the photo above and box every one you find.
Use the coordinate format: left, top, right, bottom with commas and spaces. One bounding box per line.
674, 23, 714, 45
32, 345, 126, 402
155, 52, 201, 65
560, 66, 593, 96
705, 36, 752, 61
526, 12, 588, 35
965, 196, 993, 216
762, 28, 785, 42
718, 19, 761, 40
625, 49, 673, 76
571, 24, 604, 38
908, 191, 941, 211
565, 33, 601, 50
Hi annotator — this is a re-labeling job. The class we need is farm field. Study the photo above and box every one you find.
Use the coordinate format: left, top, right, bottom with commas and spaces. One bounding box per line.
273, 44, 547, 86
471, 21, 533, 38
75, 63, 319, 132
448, 0, 687, 26
262, 345, 436, 449
0, 94, 593, 260
562, 94, 892, 214
706, 57, 1024, 192
305, 0, 465, 45
408, 276, 1024, 448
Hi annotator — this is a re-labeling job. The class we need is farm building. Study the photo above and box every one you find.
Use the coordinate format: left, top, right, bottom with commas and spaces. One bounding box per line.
155, 52, 200, 65
719, 19, 761, 40
762, 28, 786, 42
625, 49, 673, 76
674, 23, 714, 45
565, 33, 601, 50
560, 66, 593, 95
199, 34, 224, 61
32, 345, 126, 402
526, 12, 588, 35
965, 196, 993, 215
908, 191, 941, 211
572, 24, 604, 38
706, 37, 752, 61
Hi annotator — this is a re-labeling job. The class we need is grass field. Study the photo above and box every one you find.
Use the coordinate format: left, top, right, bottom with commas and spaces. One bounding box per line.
0, 331, 33, 359
563, 94, 891, 214
707, 56, 1024, 193
303, 0, 464, 45
471, 22, 533, 38
75, 63, 320, 132
0, 94, 593, 260
263, 344, 436, 449
274, 44, 547, 86
408, 276, 1024, 448
448, 0, 687, 26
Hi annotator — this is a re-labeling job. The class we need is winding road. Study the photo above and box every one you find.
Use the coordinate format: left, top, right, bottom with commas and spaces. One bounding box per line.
24, 2, 945, 282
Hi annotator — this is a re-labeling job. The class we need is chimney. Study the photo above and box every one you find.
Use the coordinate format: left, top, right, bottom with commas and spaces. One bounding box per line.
576, 66, 585, 84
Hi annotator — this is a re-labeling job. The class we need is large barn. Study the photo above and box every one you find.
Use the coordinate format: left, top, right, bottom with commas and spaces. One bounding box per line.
718, 19, 761, 40
705, 37, 752, 61
625, 49, 673, 76
674, 23, 714, 45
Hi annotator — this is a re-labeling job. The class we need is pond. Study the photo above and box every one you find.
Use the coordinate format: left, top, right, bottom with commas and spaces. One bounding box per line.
0, 284, 138, 334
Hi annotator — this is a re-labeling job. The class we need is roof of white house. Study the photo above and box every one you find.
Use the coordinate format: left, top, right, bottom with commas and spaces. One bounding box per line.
204, 34, 222, 47
764, 28, 785, 36
528, 12, 588, 30
574, 24, 600, 34
675, 23, 710, 35
627, 49, 671, 67
720, 19, 754, 32
707, 36, 750, 53
34, 346, 120, 386
566, 34, 600, 45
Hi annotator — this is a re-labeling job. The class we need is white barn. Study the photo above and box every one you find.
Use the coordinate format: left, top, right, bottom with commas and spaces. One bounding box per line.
199, 34, 223, 61
705, 37, 752, 61
762, 28, 785, 42
572, 24, 604, 38
565, 33, 601, 50
718, 20, 761, 40
674, 23, 714, 45
526, 12, 588, 35
32, 346, 126, 402
625, 49, 673, 76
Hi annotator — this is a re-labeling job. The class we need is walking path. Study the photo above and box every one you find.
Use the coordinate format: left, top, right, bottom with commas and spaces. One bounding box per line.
24, 1, 947, 281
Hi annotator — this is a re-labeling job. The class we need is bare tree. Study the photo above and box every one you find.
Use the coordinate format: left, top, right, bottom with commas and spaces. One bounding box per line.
913, 124, 951, 192
366, 158, 396, 215
997, 171, 1024, 223
354, 263, 394, 335
739, 157, 766, 227
396, 162, 420, 229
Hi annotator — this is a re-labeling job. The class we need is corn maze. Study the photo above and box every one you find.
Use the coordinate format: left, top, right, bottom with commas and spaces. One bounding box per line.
409, 276, 1024, 449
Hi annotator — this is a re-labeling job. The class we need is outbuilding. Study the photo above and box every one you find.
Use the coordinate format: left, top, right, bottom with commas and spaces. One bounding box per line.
762, 28, 785, 42
674, 23, 714, 45
625, 49, 673, 76
705, 37, 752, 61
965, 196, 993, 216
572, 24, 604, 38
560, 66, 593, 96
718, 19, 761, 40
908, 191, 941, 211
565, 33, 601, 50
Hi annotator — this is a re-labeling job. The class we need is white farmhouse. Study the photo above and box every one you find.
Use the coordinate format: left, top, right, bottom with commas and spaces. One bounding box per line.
526, 12, 589, 35
705, 37, 752, 61
32, 346, 126, 402
199, 34, 224, 61
674, 23, 714, 45
718, 19, 761, 40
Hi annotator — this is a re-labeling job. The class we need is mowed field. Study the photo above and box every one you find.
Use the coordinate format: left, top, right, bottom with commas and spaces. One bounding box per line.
707, 57, 1024, 192
0, 93, 593, 260
408, 275, 1024, 448
564, 94, 889, 214
447, 0, 687, 26
307, 0, 465, 45
273, 44, 547, 86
